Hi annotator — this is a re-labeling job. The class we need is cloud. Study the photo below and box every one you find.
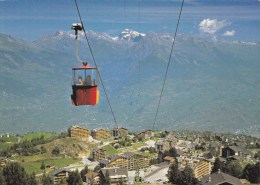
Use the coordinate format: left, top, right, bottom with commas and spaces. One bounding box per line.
199, 19, 228, 34
223, 30, 236, 37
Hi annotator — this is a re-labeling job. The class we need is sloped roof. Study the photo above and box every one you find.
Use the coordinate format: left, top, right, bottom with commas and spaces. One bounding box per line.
101, 167, 128, 178
201, 171, 243, 185
121, 152, 136, 159
163, 156, 175, 161
228, 146, 252, 156
85, 171, 99, 179
69, 125, 88, 130
51, 168, 71, 176
99, 159, 109, 165
108, 154, 122, 162
92, 147, 106, 153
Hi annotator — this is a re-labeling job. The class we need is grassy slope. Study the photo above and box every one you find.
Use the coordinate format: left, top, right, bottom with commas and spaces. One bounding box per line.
21, 132, 58, 142
1, 131, 98, 174
20, 156, 80, 174
102, 145, 119, 155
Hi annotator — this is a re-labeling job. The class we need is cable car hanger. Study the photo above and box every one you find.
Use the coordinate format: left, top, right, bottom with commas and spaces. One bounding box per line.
72, 23, 85, 66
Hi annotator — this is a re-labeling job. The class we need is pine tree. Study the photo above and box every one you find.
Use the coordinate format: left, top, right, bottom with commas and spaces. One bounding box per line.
211, 157, 223, 173
169, 147, 178, 157
225, 161, 243, 178
42, 172, 54, 185
2, 162, 28, 185
66, 169, 83, 185
242, 163, 253, 181
27, 173, 37, 185
40, 161, 46, 170
243, 163, 260, 183
0, 169, 6, 185
80, 165, 88, 182
167, 163, 182, 184
104, 170, 110, 185
182, 166, 199, 185
135, 167, 141, 182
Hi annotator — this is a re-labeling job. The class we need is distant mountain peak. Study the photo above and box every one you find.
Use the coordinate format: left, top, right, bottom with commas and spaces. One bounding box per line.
118, 29, 145, 42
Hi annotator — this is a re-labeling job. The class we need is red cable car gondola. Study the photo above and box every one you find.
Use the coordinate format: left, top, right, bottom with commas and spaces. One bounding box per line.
70, 23, 99, 106
71, 64, 99, 106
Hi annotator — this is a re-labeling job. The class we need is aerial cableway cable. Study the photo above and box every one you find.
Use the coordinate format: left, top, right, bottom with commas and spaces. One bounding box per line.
74, 0, 118, 128
152, 0, 185, 130
121, 0, 143, 126
137, 0, 141, 97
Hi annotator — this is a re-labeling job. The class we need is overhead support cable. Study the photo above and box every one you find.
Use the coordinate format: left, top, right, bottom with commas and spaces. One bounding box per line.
137, 0, 141, 97
152, 0, 185, 130
74, 0, 118, 128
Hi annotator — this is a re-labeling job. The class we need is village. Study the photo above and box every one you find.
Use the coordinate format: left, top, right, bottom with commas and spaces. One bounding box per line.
0, 125, 259, 185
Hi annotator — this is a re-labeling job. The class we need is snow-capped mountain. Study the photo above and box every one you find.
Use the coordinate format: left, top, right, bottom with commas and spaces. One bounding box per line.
117, 29, 146, 42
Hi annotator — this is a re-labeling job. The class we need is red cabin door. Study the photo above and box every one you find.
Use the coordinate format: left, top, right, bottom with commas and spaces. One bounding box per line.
71, 85, 99, 106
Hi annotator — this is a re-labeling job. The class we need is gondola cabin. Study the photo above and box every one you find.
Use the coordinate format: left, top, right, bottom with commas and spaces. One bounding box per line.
71, 64, 99, 106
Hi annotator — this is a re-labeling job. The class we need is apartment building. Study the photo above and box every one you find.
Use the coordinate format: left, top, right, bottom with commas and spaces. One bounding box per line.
177, 157, 211, 179
100, 152, 150, 170
91, 128, 111, 140
68, 125, 89, 140
111, 127, 128, 138
92, 147, 107, 161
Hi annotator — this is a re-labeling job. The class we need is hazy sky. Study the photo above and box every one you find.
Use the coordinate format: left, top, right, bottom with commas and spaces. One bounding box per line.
0, 0, 260, 42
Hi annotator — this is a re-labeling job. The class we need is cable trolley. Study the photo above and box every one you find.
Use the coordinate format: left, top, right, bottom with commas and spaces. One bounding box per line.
70, 23, 99, 106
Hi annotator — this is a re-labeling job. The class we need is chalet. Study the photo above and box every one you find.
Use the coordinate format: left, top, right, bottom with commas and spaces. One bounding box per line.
85, 171, 99, 185
51, 168, 71, 184
186, 136, 194, 142
155, 139, 164, 151
100, 167, 128, 185
0, 157, 7, 167
91, 128, 111, 140
200, 170, 243, 185
0, 133, 9, 138
222, 145, 253, 159
155, 135, 177, 152
68, 125, 89, 140
163, 156, 176, 163
111, 127, 128, 138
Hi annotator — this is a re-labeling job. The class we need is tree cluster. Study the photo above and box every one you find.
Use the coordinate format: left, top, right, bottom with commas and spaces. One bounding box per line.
117, 137, 132, 148
164, 147, 179, 158
167, 163, 199, 185
0, 162, 37, 185
51, 146, 60, 155
0, 135, 56, 157
242, 162, 260, 184
66, 169, 82, 185
212, 158, 243, 178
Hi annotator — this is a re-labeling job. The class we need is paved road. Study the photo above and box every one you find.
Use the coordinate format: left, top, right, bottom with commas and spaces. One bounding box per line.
144, 163, 170, 183
145, 163, 170, 178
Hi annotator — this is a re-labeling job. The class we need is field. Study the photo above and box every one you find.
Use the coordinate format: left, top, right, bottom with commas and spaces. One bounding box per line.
21, 132, 58, 142
1, 132, 89, 174
102, 145, 119, 155
20, 156, 80, 174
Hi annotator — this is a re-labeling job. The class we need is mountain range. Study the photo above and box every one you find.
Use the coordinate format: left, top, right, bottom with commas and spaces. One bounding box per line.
0, 30, 260, 136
